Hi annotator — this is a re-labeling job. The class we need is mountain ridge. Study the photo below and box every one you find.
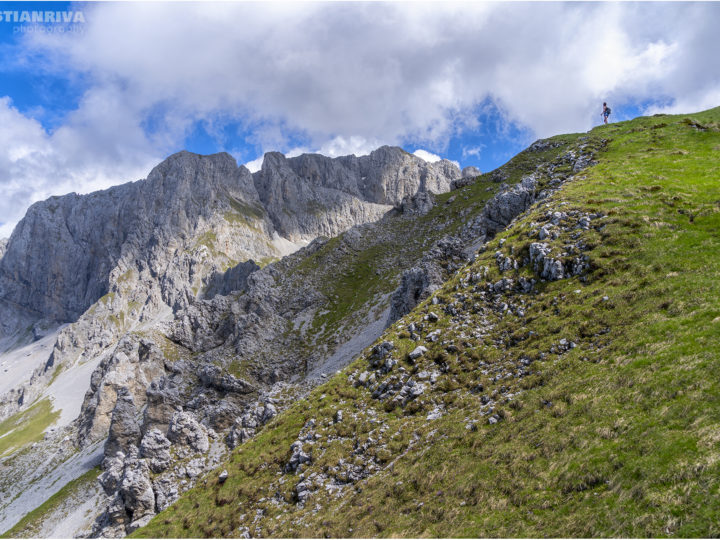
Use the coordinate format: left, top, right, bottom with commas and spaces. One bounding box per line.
0, 145, 461, 424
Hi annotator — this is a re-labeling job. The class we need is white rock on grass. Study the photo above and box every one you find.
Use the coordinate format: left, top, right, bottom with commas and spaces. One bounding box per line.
409, 346, 428, 360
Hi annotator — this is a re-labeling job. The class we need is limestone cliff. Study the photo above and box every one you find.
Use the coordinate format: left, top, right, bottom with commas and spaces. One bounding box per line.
253, 146, 459, 242
0, 147, 460, 423
0, 147, 459, 341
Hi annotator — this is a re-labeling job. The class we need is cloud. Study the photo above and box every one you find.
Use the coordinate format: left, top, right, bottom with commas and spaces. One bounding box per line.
317, 136, 383, 159
1, 2, 719, 236
462, 146, 484, 159
243, 156, 264, 174
244, 135, 382, 173
413, 149, 460, 170
0, 95, 160, 238
27, 2, 717, 143
412, 149, 442, 163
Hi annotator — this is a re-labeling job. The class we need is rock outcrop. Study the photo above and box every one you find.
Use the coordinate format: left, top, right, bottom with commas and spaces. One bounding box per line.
105, 388, 142, 459
204, 260, 260, 299
462, 176, 537, 243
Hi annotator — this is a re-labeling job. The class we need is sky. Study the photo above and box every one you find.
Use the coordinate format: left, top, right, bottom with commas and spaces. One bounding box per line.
0, 1, 719, 238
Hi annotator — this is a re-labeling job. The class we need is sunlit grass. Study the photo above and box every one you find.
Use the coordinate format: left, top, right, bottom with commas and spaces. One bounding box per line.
0, 398, 59, 457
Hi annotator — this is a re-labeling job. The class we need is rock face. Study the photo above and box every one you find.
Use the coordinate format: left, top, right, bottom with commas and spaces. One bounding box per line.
462, 176, 537, 242
0, 147, 458, 341
398, 191, 436, 216
386, 236, 468, 323
254, 147, 459, 242
0, 152, 261, 336
78, 336, 167, 444
105, 388, 142, 459
204, 260, 260, 299
0, 146, 459, 423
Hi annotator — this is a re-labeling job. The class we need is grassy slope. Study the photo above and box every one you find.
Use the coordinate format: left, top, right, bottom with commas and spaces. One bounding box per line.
0, 399, 59, 458
136, 107, 720, 538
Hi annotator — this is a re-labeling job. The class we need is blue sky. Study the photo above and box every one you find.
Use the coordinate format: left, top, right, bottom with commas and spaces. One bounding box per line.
0, 2, 718, 237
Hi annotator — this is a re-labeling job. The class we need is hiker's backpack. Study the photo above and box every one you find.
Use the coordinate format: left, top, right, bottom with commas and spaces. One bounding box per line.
606, 107, 612, 115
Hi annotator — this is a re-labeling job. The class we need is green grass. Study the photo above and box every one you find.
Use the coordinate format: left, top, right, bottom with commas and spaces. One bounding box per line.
227, 196, 265, 221
226, 358, 254, 383
0, 467, 101, 538
136, 107, 720, 538
258, 256, 279, 268
0, 399, 60, 457
224, 197, 266, 231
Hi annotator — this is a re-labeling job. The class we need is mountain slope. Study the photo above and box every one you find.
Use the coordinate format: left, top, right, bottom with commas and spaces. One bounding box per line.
0, 147, 458, 423
133, 107, 720, 537
74, 134, 585, 537
0, 146, 461, 537
0, 126, 591, 536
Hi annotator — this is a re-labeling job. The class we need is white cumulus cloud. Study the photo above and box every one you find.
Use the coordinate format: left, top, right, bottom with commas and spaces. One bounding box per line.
412, 149, 442, 163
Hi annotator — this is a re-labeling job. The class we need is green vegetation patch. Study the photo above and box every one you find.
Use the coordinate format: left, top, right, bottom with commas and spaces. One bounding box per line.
0, 399, 60, 457
224, 197, 266, 231
227, 196, 265, 221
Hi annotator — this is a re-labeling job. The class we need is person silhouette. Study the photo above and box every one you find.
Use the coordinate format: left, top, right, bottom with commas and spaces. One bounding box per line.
602, 102, 611, 124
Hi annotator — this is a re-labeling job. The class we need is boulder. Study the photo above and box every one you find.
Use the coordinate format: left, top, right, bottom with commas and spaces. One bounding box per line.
167, 411, 209, 455
285, 441, 312, 473
139, 429, 172, 473
409, 346, 428, 360
104, 388, 142, 459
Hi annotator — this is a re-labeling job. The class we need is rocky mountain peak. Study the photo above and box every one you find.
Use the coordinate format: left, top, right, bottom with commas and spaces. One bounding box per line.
252, 145, 461, 241
144, 150, 260, 209
0, 144, 461, 355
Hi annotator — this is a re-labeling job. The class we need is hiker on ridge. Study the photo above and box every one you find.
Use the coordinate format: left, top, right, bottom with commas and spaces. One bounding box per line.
602, 102, 611, 124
